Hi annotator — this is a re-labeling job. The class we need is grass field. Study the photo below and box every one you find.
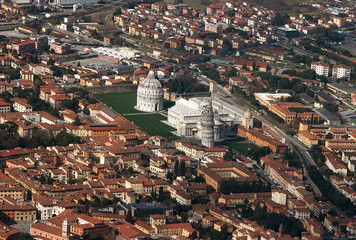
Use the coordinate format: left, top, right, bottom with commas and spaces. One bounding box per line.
96, 92, 177, 137
224, 142, 261, 156
125, 114, 176, 138
96, 92, 141, 114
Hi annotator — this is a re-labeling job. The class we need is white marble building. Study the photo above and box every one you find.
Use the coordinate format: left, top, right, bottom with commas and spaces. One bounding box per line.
135, 71, 164, 112
167, 97, 245, 146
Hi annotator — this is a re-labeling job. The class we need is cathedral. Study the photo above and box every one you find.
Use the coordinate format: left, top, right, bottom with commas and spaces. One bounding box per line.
135, 71, 164, 112
167, 97, 245, 147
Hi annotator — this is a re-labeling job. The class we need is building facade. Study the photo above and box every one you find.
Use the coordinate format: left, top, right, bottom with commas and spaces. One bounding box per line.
168, 97, 244, 147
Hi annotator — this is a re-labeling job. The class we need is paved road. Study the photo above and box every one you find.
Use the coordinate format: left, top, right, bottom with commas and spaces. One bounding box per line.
197, 74, 323, 196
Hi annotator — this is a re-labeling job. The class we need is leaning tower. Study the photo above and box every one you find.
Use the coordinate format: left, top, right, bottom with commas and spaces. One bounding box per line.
200, 99, 214, 148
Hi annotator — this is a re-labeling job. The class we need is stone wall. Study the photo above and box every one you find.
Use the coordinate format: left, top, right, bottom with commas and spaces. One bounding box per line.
164, 91, 211, 101
86, 84, 138, 94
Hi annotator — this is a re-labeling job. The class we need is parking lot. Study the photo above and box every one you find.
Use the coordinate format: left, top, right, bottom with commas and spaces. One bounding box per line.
0, 30, 29, 38
63, 57, 124, 70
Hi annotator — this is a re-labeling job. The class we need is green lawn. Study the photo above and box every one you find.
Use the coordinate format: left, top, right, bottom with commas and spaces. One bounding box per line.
95, 92, 141, 114
224, 142, 261, 156
125, 114, 176, 138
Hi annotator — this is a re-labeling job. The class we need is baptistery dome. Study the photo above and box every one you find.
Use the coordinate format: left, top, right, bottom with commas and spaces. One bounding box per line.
135, 71, 164, 112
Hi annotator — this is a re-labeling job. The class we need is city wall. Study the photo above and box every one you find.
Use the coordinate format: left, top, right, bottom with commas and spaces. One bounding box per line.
86, 84, 138, 94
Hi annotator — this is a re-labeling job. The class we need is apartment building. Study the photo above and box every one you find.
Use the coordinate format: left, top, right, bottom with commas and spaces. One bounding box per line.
50, 42, 71, 54
311, 62, 330, 76
198, 162, 257, 191
154, 222, 197, 238
0, 186, 27, 200
12, 98, 32, 112
0, 99, 11, 113
332, 65, 351, 79
0, 203, 36, 222
238, 125, 288, 153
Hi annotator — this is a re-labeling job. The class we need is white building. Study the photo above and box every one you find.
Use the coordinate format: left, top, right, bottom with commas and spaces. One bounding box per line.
293, 208, 311, 220
167, 97, 244, 146
135, 71, 164, 112
176, 192, 191, 205
12, 98, 32, 112
325, 153, 348, 177
36, 199, 66, 220
332, 65, 351, 79
311, 62, 330, 77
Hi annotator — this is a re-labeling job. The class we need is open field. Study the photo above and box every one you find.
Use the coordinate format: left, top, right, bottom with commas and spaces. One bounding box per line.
96, 92, 177, 137
125, 114, 176, 138
96, 92, 141, 114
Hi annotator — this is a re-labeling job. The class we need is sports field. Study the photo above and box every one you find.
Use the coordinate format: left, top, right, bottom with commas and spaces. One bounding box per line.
96, 92, 140, 114
125, 114, 176, 138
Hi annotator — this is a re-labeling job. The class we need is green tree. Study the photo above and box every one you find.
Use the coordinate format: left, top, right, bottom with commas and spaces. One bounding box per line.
179, 161, 186, 176
174, 160, 179, 175
73, 116, 83, 126
125, 208, 134, 224
48, 58, 55, 65
19, 233, 35, 240
54, 131, 81, 146
191, 231, 198, 239
83, 107, 90, 115
223, 152, 234, 161
166, 171, 174, 181
81, 233, 104, 240
271, 13, 291, 26
158, 187, 164, 202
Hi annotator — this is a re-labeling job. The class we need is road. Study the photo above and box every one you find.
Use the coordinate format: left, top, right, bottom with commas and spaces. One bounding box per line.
197, 74, 323, 196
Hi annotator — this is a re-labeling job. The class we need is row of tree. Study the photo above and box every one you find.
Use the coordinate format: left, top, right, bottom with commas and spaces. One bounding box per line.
165, 76, 209, 94
219, 179, 271, 194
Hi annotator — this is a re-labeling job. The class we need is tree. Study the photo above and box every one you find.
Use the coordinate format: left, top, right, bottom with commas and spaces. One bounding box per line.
81, 233, 104, 240
326, 132, 333, 139
48, 58, 55, 65
125, 209, 134, 224
166, 171, 174, 181
341, 134, 349, 140
158, 187, 164, 202
223, 152, 234, 161
191, 231, 198, 239
54, 131, 81, 146
67, 25, 74, 32
179, 161, 186, 176
174, 160, 179, 175
83, 107, 90, 115
271, 13, 291, 26
73, 116, 83, 126
19, 233, 35, 240
165, 76, 208, 94
61, 99, 78, 112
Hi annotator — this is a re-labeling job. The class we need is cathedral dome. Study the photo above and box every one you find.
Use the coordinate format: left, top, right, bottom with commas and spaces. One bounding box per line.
244, 109, 252, 118
140, 71, 162, 89
135, 71, 164, 112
